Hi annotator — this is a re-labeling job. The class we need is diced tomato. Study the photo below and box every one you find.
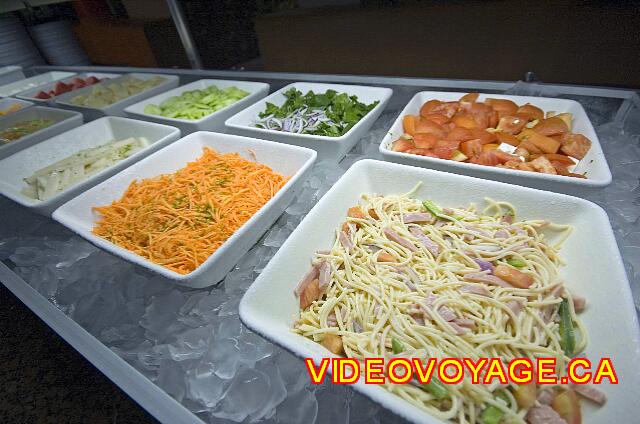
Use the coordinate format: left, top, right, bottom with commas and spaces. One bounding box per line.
413, 133, 438, 149
496, 115, 527, 134
516, 103, 544, 121
460, 139, 483, 158
543, 153, 575, 164
495, 131, 520, 146
482, 143, 499, 152
494, 264, 534, 288
392, 137, 415, 152
459, 92, 479, 103
488, 109, 499, 128
529, 155, 558, 174
514, 146, 531, 159
415, 119, 447, 138
519, 129, 561, 154
470, 150, 514, 166
407, 148, 438, 157
470, 128, 497, 144
446, 126, 475, 142
451, 113, 477, 129
431, 101, 459, 118
420, 100, 442, 117
560, 133, 591, 159
432, 139, 461, 160
518, 140, 542, 154
533, 117, 569, 136
35, 91, 50, 99
485, 98, 518, 118
403, 115, 418, 135
86, 76, 100, 84
420, 113, 450, 125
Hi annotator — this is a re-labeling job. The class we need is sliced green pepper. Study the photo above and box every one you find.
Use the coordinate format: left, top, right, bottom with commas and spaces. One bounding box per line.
559, 298, 575, 357
480, 405, 504, 424
391, 337, 404, 354
423, 200, 456, 222
418, 376, 448, 400
506, 258, 526, 268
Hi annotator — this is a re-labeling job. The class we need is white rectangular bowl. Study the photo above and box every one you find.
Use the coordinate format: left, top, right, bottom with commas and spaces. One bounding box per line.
240, 159, 640, 424
379, 91, 612, 195
124, 78, 270, 134
53, 132, 317, 288
0, 97, 33, 116
16, 72, 120, 105
53, 73, 180, 121
225, 82, 393, 162
0, 71, 76, 97
0, 106, 83, 159
0, 66, 25, 86
0, 116, 181, 216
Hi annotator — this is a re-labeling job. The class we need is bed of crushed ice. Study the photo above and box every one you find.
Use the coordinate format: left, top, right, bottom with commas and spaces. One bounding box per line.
0, 82, 639, 424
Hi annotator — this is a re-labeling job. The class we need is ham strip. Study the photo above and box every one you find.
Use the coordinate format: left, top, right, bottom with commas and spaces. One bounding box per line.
506, 299, 524, 316
495, 229, 509, 239
448, 322, 470, 335
409, 227, 440, 256
402, 212, 433, 223
318, 261, 332, 292
459, 284, 492, 297
326, 312, 338, 327
464, 272, 512, 288
537, 389, 555, 405
294, 264, 319, 296
453, 318, 475, 329
339, 231, 354, 251
573, 384, 607, 405
384, 228, 418, 252
525, 405, 566, 424
571, 292, 586, 312
437, 306, 456, 322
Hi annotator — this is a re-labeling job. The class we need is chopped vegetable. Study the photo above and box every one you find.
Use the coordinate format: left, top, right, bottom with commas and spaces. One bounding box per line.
552, 389, 582, 424
423, 199, 456, 222
391, 337, 404, 354
0, 119, 54, 143
506, 258, 526, 268
92, 147, 289, 274
321, 334, 344, 355
514, 382, 537, 409
418, 376, 448, 400
144, 85, 249, 120
559, 298, 576, 356
0, 103, 24, 116
34, 76, 104, 99
494, 264, 533, 288
22, 137, 149, 201
391, 93, 591, 178
71, 76, 165, 108
255, 88, 379, 137
480, 405, 503, 424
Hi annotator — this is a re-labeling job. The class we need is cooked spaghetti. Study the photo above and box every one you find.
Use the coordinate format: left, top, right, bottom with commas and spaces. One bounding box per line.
92, 147, 288, 275
294, 184, 597, 423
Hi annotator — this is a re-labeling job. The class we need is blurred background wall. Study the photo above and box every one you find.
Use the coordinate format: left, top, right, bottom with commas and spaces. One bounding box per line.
1, 0, 638, 87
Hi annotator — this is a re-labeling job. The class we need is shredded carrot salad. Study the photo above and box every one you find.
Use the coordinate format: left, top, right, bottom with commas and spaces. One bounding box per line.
92, 147, 289, 275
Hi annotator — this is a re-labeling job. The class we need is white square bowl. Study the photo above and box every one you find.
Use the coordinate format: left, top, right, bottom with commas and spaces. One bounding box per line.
240, 159, 640, 424
0, 116, 181, 216
124, 78, 270, 134
225, 82, 393, 162
53, 72, 180, 121
0, 106, 83, 159
379, 91, 612, 195
0, 71, 76, 97
16, 72, 120, 105
0, 98, 33, 117
52, 132, 317, 288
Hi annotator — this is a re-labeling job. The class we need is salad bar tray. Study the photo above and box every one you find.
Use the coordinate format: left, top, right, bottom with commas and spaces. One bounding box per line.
1, 65, 639, 424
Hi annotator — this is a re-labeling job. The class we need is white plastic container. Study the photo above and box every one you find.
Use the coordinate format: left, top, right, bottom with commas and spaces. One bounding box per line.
0, 116, 181, 216
0, 98, 33, 117
16, 72, 120, 105
0, 106, 82, 159
240, 159, 639, 424
0, 66, 25, 86
225, 82, 393, 162
53, 132, 317, 288
53, 72, 180, 120
379, 91, 611, 195
0, 71, 76, 97
124, 79, 270, 134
